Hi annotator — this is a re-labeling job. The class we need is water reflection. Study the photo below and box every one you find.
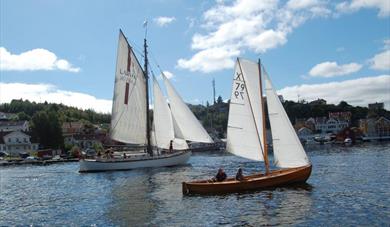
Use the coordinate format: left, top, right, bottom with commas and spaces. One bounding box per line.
107, 171, 155, 226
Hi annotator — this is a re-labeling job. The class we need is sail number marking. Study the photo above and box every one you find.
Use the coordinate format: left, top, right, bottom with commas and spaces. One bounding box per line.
233, 71, 245, 100
234, 82, 245, 100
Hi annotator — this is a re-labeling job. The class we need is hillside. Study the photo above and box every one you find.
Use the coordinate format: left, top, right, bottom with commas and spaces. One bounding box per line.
1, 98, 389, 141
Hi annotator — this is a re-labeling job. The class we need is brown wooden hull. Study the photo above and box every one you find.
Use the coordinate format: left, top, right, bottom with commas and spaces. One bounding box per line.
182, 165, 312, 195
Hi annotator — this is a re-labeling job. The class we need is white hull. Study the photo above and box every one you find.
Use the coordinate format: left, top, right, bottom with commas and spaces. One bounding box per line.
79, 150, 191, 172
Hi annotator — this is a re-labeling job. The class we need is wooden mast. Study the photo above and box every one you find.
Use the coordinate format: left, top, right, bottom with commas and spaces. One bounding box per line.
144, 27, 152, 156
258, 59, 270, 175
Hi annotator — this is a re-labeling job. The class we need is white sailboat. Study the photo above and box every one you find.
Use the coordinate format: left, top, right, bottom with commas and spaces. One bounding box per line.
183, 58, 311, 194
79, 30, 213, 172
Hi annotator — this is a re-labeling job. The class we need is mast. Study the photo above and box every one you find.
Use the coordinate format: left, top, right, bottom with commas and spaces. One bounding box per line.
144, 33, 152, 155
212, 78, 216, 104
258, 59, 270, 175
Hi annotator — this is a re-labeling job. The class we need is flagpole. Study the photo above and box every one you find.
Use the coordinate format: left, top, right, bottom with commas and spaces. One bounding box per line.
144, 19, 148, 39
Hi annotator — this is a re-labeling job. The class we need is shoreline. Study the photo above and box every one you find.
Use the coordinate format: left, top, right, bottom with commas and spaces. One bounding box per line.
0, 158, 79, 166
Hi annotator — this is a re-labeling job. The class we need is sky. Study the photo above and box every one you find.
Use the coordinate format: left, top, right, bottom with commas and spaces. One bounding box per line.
0, 0, 389, 113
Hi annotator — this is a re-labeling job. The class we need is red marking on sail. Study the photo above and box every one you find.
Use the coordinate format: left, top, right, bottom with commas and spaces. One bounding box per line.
127, 47, 132, 72
124, 82, 129, 104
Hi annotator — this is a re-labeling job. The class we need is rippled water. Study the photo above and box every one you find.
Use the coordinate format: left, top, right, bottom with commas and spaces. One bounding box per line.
1, 142, 390, 226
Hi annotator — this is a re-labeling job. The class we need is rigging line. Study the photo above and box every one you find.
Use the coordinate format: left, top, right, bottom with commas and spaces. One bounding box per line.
121, 32, 144, 58
147, 47, 166, 75
142, 40, 171, 79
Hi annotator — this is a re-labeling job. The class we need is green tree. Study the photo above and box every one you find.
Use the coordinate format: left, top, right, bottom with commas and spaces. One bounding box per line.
17, 112, 31, 121
31, 110, 64, 149
217, 95, 223, 104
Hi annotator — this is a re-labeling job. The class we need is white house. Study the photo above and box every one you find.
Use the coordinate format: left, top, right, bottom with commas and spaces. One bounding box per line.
0, 121, 29, 132
315, 118, 349, 134
0, 131, 39, 156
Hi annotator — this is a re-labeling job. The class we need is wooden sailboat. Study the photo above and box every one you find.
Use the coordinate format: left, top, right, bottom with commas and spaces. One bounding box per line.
182, 58, 311, 194
79, 30, 213, 172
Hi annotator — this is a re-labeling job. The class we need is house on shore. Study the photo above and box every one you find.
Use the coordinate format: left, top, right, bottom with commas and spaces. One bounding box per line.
0, 131, 39, 156
359, 116, 390, 140
314, 117, 349, 134
0, 120, 29, 132
62, 121, 107, 150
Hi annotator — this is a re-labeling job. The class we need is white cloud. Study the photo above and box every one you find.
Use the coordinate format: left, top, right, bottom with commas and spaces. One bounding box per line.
0, 83, 111, 113
154, 16, 176, 27
309, 61, 362, 77
384, 39, 390, 49
336, 0, 390, 17
369, 39, 390, 71
370, 50, 390, 70
287, 0, 320, 10
177, 0, 330, 73
177, 46, 240, 73
245, 29, 287, 53
0, 47, 80, 72
278, 75, 390, 109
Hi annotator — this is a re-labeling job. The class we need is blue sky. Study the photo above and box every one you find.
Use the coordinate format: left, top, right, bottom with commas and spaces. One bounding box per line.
1, 0, 389, 112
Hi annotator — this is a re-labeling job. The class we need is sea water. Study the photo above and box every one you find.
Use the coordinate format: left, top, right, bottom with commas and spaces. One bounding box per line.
1, 142, 389, 226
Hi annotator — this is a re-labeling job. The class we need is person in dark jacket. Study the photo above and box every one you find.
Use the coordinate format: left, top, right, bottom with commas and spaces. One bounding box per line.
169, 140, 173, 153
235, 168, 244, 181
214, 168, 227, 182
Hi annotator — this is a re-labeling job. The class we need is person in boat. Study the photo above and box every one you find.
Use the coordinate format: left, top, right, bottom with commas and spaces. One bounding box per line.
235, 168, 244, 181
104, 149, 110, 158
214, 168, 227, 182
169, 140, 173, 153
110, 149, 114, 159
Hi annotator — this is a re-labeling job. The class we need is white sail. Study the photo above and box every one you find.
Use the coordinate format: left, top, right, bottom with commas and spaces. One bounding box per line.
152, 76, 189, 150
163, 74, 214, 143
172, 138, 189, 150
264, 69, 310, 168
172, 114, 185, 140
110, 31, 147, 144
226, 59, 264, 161
153, 76, 175, 149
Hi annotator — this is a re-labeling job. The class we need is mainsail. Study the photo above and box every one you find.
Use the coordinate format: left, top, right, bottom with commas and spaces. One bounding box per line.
152, 76, 188, 150
163, 74, 214, 143
264, 68, 310, 168
226, 58, 264, 161
110, 31, 147, 144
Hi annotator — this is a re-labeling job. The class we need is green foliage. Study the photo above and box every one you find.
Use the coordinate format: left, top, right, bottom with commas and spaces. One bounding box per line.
30, 110, 64, 149
64, 143, 74, 152
69, 146, 80, 158
2, 99, 388, 142
93, 143, 104, 153
189, 99, 389, 138
17, 112, 31, 121
0, 99, 111, 124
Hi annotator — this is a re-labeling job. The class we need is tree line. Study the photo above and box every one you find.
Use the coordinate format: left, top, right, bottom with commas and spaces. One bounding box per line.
0, 99, 110, 150
189, 97, 389, 138
1, 98, 388, 149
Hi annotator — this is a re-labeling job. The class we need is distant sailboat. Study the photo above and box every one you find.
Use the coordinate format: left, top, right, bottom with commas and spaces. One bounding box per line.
79, 30, 213, 172
182, 58, 311, 194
